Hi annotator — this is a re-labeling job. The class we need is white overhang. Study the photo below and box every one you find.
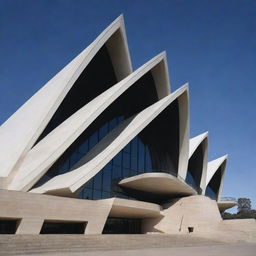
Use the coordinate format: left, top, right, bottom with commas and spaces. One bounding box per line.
105, 198, 162, 218
217, 200, 237, 212
118, 172, 197, 197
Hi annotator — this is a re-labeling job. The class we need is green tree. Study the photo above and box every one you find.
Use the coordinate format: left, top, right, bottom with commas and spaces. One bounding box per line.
237, 198, 251, 213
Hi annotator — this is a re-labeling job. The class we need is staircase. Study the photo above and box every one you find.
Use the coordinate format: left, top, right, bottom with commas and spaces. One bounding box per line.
0, 234, 219, 255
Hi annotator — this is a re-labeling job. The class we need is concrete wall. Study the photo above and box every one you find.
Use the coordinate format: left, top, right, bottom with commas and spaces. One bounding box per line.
0, 190, 113, 235
142, 195, 222, 234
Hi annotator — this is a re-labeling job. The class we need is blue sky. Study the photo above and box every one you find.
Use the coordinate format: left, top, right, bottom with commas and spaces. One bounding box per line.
0, 0, 255, 211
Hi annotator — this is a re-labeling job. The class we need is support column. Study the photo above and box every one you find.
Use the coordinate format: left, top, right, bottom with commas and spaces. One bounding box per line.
16, 218, 44, 234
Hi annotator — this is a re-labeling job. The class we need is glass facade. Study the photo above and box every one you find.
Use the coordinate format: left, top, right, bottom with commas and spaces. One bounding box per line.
205, 165, 224, 200
34, 116, 154, 200
102, 218, 141, 234
205, 186, 217, 200
31, 43, 181, 202
185, 144, 204, 194
185, 171, 198, 192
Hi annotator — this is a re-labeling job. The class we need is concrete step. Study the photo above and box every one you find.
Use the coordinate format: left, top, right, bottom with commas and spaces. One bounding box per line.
0, 234, 221, 255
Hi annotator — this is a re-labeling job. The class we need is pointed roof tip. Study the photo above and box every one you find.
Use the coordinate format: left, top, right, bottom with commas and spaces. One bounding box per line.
155, 51, 167, 60
181, 82, 189, 90
145, 51, 167, 65
209, 154, 228, 164
191, 131, 209, 140
118, 14, 124, 20
114, 14, 125, 25
161, 50, 167, 57
219, 154, 228, 160
170, 82, 188, 96
201, 131, 209, 137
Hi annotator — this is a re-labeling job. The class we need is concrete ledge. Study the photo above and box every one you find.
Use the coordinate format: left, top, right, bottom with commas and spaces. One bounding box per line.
119, 172, 197, 197
107, 198, 161, 218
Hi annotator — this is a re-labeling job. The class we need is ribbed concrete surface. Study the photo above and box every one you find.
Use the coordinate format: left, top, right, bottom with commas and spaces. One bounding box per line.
0, 234, 222, 256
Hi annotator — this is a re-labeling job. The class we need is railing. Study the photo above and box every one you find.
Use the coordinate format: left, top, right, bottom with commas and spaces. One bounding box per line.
220, 197, 237, 202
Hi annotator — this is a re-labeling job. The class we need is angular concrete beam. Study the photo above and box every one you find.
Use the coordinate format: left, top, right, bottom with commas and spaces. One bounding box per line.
0, 15, 132, 181
205, 155, 228, 201
8, 53, 169, 191
189, 132, 208, 158
108, 197, 161, 218
189, 132, 209, 193
206, 155, 228, 186
30, 85, 188, 196
177, 87, 190, 180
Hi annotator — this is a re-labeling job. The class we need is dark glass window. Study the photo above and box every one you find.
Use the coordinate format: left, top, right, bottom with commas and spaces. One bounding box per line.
103, 167, 112, 192
112, 165, 122, 179
205, 186, 217, 200
93, 172, 102, 190
40, 221, 87, 234
138, 141, 145, 171
103, 218, 141, 234
33, 80, 180, 202
123, 153, 130, 169
205, 165, 224, 201
79, 140, 89, 154
113, 152, 122, 166
0, 219, 20, 234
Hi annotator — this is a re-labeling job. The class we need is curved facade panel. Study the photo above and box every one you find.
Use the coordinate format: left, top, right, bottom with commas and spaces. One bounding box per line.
8, 53, 170, 192
30, 85, 188, 196
0, 16, 241, 236
204, 155, 228, 201
0, 15, 132, 184
187, 132, 208, 194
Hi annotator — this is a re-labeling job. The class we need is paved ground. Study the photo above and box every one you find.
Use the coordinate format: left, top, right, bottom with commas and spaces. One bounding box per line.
0, 234, 255, 256
82, 243, 256, 256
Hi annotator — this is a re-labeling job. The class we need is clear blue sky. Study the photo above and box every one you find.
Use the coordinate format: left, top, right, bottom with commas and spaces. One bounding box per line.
0, 0, 255, 211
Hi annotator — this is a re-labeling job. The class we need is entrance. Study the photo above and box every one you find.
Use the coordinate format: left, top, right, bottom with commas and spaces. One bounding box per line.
40, 221, 87, 234
0, 219, 20, 234
102, 218, 141, 234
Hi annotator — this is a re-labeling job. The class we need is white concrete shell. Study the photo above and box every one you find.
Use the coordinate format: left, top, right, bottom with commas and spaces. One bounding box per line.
0, 15, 132, 184
218, 200, 237, 212
188, 132, 208, 194
0, 15, 232, 209
8, 52, 170, 192
0, 16, 247, 238
205, 155, 228, 201
119, 172, 197, 196
30, 85, 188, 196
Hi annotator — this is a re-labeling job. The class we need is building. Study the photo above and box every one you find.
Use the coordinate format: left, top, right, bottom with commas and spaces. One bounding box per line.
0, 16, 246, 235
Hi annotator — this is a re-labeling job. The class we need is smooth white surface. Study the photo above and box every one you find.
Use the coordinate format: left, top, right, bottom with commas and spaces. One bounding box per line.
119, 172, 197, 196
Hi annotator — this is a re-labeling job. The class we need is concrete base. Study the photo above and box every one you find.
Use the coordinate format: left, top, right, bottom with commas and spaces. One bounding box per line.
0, 190, 161, 235
142, 195, 256, 242
0, 190, 255, 240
